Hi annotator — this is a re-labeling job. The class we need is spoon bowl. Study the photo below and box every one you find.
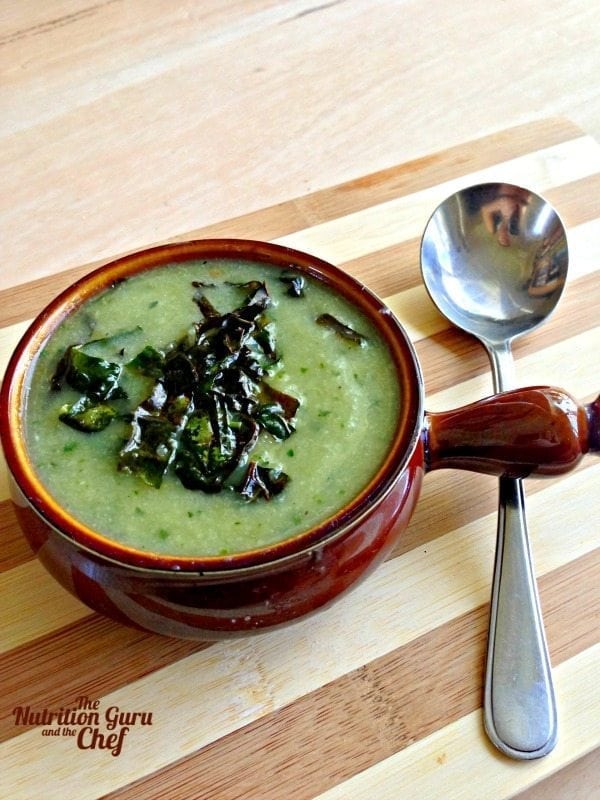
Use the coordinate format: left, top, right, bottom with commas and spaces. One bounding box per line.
421, 182, 567, 356
421, 182, 568, 760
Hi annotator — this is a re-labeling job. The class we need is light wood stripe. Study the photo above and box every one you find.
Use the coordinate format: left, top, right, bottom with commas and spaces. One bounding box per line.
566, 218, 600, 278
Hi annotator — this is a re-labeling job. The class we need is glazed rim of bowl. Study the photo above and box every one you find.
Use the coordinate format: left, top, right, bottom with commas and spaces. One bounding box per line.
0, 239, 423, 574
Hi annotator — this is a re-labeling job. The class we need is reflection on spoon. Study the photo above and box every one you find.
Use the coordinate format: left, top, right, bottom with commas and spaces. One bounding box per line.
469, 183, 531, 246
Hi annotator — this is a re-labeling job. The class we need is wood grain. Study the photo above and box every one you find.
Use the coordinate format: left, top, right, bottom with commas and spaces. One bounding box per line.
2, 1, 599, 292
0, 119, 598, 800
94, 552, 600, 800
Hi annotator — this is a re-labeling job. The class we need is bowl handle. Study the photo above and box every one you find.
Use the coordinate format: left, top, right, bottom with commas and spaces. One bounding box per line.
424, 386, 599, 476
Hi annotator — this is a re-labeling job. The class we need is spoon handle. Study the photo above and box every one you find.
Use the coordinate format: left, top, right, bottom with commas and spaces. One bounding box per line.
484, 476, 558, 758
486, 340, 515, 393
484, 340, 557, 759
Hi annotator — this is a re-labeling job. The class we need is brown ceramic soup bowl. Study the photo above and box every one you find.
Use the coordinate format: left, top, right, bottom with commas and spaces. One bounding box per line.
1, 239, 598, 639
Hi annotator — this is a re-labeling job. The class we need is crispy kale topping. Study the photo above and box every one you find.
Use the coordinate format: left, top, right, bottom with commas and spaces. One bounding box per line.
59, 397, 118, 432
51, 344, 127, 432
51, 344, 126, 400
50, 274, 372, 503
316, 313, 367, 345
279, 270, 306, 298
50, 279, 300, 501
239, 462, 289, 501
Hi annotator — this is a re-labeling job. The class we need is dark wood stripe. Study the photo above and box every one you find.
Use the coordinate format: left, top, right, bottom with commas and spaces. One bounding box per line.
544, 173, 600, 227
297, 117, 582, 224
0, 501, 32, 571
102, 548, 600, 800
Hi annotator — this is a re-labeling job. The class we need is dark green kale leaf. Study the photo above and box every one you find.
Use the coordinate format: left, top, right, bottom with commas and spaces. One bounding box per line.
255, 403, 295, 439
239, 462, 289, 502
252, 321, 277, 364
174, 401, 259, 493
316, 313, 368, 346
119, 414, 178, 488
51, 344, 127, 401
59, 397, 117, 432
51, 343, 128, 433
227, 281, 271, 321
118, 385, 192, 488
127, 345, 165, 378
162, 350, 200, 397
279, 270, 305, 298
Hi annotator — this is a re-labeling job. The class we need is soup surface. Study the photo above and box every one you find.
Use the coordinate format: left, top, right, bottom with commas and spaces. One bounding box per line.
25, 258, 400, 556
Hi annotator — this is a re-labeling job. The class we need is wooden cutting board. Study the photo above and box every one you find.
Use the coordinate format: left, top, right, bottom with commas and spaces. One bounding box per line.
1, 118, 598, 800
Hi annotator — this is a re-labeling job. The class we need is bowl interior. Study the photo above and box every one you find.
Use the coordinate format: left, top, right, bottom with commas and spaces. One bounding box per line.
0, 239, 423, 572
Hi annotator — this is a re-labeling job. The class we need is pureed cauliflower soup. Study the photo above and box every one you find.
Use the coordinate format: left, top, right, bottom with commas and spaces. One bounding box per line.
24, 258, 400, 556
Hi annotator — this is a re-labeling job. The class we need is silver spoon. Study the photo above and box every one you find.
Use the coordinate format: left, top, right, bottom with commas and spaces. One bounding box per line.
420, 182, 568, 759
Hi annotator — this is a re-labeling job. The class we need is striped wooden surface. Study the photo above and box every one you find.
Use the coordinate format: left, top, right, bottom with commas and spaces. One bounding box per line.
1, 118, 598, 799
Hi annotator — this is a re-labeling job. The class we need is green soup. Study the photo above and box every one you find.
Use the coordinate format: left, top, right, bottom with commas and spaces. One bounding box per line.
25, 259, 400, 556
